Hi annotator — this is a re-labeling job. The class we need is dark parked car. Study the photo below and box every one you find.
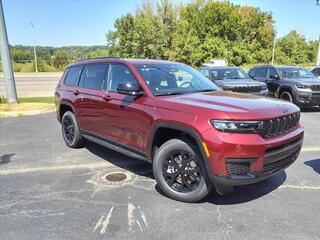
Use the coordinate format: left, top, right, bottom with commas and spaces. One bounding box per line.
199, 66, 268, 95
311, 66, 320, 78
55, 58, 303, 202
249, 65, 320, 106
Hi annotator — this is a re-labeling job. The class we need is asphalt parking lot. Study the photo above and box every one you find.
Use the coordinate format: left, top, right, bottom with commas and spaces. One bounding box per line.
0, 110, 319, 240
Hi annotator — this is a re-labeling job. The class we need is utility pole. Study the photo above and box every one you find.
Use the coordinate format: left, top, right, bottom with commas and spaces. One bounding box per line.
0, 0, 17, 103
28, 19, 38, 72
271, 32, 276, 65
317, 34, 320, 66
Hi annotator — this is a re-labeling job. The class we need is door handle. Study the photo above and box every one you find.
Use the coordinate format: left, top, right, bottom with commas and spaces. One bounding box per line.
102, 94, 112, 101
73, 90, 80, 96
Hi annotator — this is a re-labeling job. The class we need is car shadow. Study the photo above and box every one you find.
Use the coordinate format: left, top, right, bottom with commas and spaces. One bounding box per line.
304, 159, 320, 174
85, 141, 153, 178
300, 106, 320, 112
85, 141, 287, 204
203, 171, 287, 205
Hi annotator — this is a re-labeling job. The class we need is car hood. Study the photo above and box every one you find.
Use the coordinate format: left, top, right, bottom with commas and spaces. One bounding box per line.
282, 77, 320, 85
216, 79, 266, 88
160, 91, 299, 120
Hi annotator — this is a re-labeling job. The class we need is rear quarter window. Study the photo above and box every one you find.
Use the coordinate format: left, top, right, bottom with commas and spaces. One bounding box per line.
64, 65, 83, 86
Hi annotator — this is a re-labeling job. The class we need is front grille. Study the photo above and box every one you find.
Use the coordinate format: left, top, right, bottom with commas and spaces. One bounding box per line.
263, 151, 298, 174
226, 162, 250, 175
260, 112, 300, 138
311, 93, 320, 101
232, 86, 262, 93
310, 85, 320, 91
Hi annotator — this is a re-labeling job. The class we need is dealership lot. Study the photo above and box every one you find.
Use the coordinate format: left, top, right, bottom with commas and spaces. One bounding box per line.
0, 110, 319, 240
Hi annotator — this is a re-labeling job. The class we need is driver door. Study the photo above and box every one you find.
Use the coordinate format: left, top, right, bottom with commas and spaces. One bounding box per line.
99, 63, 152, 151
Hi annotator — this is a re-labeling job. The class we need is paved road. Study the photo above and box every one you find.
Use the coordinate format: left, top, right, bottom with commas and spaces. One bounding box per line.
0, 111, 319, 240
0, 73, 62, 97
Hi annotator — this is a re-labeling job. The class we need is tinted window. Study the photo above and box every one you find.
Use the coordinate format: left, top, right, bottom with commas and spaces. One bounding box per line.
210, 68, 249, 80
80, 63, 108, 90
311, 67, 320, 77
255, 68, 267, 78
135, 63, 219, 96
200, 68, 210, 78
64, 65, 83, 86
278, 67, 315, 79
268, 67, 278, 78
248, 68, 256, 78
107, 64, 138, 92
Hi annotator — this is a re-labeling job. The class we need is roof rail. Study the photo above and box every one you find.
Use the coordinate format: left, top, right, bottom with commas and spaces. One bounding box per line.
73, 57, 120, 63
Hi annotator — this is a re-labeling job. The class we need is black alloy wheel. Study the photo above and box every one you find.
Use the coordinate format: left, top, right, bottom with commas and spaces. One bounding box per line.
62, 115, 75, 144
162, 150, 201, 193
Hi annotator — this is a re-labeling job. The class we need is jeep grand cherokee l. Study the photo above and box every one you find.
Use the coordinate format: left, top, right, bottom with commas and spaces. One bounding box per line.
199, 66, 268, 96
249, 65, 320, 106
55, 58, 304, 202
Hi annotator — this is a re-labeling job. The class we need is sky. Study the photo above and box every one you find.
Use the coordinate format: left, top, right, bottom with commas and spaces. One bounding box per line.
2, 0, 320, 47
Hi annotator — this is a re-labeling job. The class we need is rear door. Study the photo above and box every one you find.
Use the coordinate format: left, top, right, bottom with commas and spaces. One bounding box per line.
76, 63, 109, 134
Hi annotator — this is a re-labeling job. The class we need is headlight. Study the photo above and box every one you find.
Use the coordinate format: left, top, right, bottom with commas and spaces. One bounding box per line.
296, 84, 311, 90
211, 120, 262, 133
261, 85, 268, 90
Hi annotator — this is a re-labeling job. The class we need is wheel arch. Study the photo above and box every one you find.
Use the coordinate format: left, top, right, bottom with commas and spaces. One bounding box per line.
147, 123, 209, 165
276, 85, 294, 98
58, 100, 76, 122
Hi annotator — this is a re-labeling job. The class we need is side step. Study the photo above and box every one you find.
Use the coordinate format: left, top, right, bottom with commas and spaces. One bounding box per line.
82, 134, 151, 163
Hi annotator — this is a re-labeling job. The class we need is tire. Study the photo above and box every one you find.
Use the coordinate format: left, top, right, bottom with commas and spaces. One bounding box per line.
61, 111, 84, 148
280, 91, 293, 103
153, 137, 212, 202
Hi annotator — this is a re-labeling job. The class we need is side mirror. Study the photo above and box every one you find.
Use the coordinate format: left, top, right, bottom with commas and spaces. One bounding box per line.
117, 83, 144, 96
270, 74, 280, 80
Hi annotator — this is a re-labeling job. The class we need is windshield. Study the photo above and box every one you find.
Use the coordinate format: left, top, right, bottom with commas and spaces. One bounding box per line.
210, 68, 249, 80
135, 63, 219, 96
278, 67, 315, 79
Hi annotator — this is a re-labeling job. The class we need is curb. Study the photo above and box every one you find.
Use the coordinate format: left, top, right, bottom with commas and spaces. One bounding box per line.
0, 108, 55, 118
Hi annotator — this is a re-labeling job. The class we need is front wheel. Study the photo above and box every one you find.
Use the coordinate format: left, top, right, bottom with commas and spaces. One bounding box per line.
153, 137, 212, 202
280, 91, 294, 103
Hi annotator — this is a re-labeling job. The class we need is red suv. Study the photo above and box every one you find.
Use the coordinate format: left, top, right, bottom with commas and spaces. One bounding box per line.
55, 58, 304, 202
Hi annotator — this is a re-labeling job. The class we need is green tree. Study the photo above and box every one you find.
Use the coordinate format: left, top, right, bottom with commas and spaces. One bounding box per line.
275, 31, 310, 64
52, 50, 70, 68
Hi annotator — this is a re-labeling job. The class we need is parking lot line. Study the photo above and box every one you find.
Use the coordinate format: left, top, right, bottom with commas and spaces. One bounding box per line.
301, 147, 320, 152
0, 162, 113, 175
279, 185, 320, 190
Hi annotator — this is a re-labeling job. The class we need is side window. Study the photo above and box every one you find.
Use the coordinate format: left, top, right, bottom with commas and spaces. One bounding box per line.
107, 64, 138, 92
248, 68, 256, 78
79, 63, 108, 90
312, 68, 320, 77
255, 68, 267, 78
200, 68, 209, 78
64, 65, 83, 86
268, 67, 278, 78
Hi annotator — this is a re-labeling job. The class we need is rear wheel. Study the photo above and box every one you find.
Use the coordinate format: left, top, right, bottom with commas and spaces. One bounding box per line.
280, 91, 293, 103
153, 137, 212, 202
61, 111, 84, 148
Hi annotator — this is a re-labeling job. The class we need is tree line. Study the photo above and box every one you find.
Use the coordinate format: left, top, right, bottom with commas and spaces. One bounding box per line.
7, 0, 319, 72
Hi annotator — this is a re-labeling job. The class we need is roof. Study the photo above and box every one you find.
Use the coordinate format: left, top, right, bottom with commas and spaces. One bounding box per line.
251, 65, 302, 69
68, 57, 178, 67
201, 66, 241, 69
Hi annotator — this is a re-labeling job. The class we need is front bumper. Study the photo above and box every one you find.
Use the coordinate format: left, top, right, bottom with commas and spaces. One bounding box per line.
295, 91, 320, 106
202, 126, 304, 186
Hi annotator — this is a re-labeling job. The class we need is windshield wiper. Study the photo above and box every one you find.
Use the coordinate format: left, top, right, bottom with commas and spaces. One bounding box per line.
155, 92, 186, 96
195, 89, 216, 93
